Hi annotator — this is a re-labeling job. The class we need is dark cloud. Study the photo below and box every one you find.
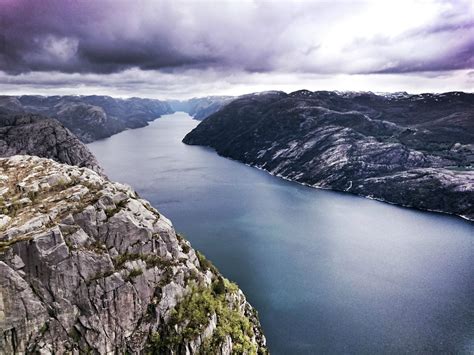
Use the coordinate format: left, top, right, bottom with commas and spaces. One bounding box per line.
0, 0, 472, 94
0, 0, 221, 74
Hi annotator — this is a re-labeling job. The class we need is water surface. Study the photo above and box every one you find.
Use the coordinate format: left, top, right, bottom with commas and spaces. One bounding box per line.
89, 112, 474, 354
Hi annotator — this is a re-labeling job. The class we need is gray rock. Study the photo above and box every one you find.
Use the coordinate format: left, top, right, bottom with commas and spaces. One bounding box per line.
0, 95, 173, 143
0, 114, 104, 175
0, 155, 267, 354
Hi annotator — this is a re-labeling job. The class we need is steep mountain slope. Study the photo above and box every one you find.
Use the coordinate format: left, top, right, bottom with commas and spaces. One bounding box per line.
0, 155, 267, 353
0, 95, 173, 142
183, 90, 474, 221
0, 113, 103, 175
169, 96, 234, 120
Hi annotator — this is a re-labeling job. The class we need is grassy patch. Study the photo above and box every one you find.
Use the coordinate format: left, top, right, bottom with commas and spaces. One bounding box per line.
196, 250, 218, 274
147, 281, 258, 354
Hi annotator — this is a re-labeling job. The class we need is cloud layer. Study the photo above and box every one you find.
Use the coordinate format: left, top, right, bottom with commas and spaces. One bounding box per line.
0, 0, 472, 96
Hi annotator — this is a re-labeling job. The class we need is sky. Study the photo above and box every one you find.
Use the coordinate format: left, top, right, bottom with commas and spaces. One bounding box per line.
0, 0, 472, 99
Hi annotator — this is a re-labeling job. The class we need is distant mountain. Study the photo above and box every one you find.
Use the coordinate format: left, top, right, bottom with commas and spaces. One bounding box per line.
169, 96, 234, 120
0, 95, 173, 142
0, 113, 104, 174
183, 90, 474, 221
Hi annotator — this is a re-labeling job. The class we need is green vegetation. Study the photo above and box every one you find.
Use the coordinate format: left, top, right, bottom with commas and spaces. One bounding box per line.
147, 280, 258, 354
64, 238, 74, 251
87, 240, 107, 254
105, 199, 129, 218
176, 233, 191, 253
39, 322, 49, 335
196, 250, 218, 274
181, 243, 190, 254
126, 268, 143, 280
212, 277, 226, 295
86, 269, 114, 285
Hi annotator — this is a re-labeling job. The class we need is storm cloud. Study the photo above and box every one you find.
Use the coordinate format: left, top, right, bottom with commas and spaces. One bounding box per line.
0, 0, 472, 96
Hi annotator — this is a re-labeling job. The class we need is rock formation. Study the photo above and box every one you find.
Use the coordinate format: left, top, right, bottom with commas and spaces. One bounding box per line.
0, 114, 104, 175
0, 95, 173, 143
0, 155, 267, 353
183, 90, 474, 221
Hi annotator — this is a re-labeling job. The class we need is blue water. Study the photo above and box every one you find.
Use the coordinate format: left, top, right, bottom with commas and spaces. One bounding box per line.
89, 112, 474, 354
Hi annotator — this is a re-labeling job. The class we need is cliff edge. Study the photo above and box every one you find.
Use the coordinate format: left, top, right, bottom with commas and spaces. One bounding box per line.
0, 155, 266, 354
0, 114, 104, 175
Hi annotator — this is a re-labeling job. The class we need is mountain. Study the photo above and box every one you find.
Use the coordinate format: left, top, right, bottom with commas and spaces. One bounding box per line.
183, 90, 474, 221
0, 95, 232, 143
0, 113, 103, 175
168, 96, 234, 120
0, 95, 173, 143
0, 155, 267, 353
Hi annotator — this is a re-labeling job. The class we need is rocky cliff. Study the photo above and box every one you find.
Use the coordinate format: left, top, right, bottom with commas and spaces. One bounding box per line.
183, 90, 474, 221
0, 114, 103, 175
0, 95, 173, 143
0, 155, 267, 354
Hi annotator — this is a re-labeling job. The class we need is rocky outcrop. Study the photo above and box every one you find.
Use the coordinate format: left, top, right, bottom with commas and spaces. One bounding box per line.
0, 114, 104, 175
0, 95, 173, 143
0, 155, 267, 354
183, 90, 474, 221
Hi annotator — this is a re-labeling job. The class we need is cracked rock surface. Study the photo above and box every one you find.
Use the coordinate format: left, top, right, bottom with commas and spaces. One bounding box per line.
0, 155, 267, 354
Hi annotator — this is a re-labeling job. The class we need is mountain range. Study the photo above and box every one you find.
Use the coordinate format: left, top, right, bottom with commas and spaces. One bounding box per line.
183, 90, 474, 221
0, 95, 231, 143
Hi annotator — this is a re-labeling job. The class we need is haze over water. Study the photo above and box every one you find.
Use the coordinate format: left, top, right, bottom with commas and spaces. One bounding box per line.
89, 112, 474, 354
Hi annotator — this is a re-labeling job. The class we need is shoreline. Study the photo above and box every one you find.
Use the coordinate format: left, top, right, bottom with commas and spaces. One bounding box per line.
186, 142, 473, 224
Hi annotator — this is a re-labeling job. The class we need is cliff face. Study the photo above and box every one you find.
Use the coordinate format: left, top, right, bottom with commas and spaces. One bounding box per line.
0, 95, 173, 143
0, 114, 104, 175
0, 155, 266, 354
183, 90, 474, 221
